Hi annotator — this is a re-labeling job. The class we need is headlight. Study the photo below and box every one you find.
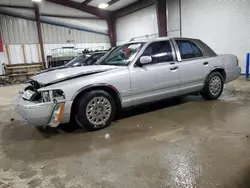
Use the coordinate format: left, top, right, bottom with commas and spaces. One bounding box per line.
22, 90, 36, 100
22, 89, 65, 103
41, 89, 65, 103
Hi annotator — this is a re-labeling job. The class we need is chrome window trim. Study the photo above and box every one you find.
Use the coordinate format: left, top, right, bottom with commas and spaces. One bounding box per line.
130, 39, 177, 67
171, 38, 212, 62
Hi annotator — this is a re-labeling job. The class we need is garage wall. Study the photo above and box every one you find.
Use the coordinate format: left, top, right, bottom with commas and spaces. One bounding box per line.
181, 0, 249, 71
167, 0, 181, 37
0, 52, 5, 75
116, 1, 181, 45
116, 5, 158, 45
41, 22, 110, 56
0, 14, 110, 73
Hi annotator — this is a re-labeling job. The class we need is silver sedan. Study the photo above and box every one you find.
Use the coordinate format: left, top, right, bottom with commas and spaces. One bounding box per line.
15, 37, 241, 131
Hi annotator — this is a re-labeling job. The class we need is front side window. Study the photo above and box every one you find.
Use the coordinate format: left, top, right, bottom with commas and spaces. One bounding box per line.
101, 43, 144, 66
142, 41, 174, 63
176, 40, 203, 60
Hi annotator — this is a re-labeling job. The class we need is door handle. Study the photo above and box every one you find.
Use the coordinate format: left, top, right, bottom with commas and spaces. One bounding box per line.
203, 62, 209, 65
170, 65, 179, 71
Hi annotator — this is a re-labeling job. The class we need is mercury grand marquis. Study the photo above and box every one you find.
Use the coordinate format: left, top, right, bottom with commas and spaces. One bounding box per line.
15, 37, 241, 131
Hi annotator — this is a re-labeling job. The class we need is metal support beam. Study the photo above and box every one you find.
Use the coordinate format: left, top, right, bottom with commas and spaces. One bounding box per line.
34, 3, 46, 68
114, 0, 155, 18
21, 44, 27, 64
156, 0, 167, 37
5, 45, 11, 65
36, 44, 41, 63
107, 18, 116, 47
179, 0, 182, 37
82, 0, 92, 5
0, 4, 34, 9
108, 0, 120, 6
40, 13, 103, 20
46, 0, 111, 19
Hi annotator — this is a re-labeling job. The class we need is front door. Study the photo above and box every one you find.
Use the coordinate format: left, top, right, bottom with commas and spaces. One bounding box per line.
129, 40, 180, 105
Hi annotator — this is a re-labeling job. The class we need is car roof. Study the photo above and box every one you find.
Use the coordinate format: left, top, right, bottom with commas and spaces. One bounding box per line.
173, 37, 198, 41
126, 37, 198, 44
127, 37, 170, 44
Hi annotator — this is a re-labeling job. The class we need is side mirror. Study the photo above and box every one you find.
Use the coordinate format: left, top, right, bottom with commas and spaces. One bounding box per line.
139, 56, 152, 65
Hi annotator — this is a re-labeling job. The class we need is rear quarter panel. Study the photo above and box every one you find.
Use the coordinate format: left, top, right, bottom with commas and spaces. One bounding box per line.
205, 54, 239, 82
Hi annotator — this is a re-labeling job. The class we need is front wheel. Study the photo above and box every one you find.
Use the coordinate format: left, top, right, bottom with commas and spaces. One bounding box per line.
201, 72, 224, 100
74, 90, 116, 131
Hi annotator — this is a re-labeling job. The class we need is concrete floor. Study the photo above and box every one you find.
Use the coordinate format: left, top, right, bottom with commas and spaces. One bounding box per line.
1, 78, 250, 187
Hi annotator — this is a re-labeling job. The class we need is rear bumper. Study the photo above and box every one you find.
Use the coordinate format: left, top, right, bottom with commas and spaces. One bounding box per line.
14, 95, 72, 127
225, 66, 241, 83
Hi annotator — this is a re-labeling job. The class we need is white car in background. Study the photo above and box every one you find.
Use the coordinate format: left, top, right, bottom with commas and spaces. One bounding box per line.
15, 37, 241, 131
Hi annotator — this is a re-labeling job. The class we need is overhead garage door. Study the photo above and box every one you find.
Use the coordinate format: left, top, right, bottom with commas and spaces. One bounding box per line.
116, 5, 158, 45
181, 0, 250, 72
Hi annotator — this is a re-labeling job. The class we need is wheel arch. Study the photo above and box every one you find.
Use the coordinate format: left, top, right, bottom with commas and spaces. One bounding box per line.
70, 84, 122, 121
205, 67, 226, 82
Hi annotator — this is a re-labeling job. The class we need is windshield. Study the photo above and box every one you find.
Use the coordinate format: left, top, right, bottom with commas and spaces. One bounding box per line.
65, 54, 90, 67
100, 43, 144, 66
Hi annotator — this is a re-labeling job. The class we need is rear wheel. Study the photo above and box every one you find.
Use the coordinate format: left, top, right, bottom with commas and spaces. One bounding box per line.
201, 72, 224, 100
74, 90, 116, 131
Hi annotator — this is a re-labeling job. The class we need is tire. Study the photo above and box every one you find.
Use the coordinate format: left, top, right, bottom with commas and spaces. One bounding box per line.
201, 72, 224, 100
74, 90, 116, 131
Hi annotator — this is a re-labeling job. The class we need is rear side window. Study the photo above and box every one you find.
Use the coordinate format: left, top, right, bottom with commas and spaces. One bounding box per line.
142, 41, 174, 63
176, 40, 203, 60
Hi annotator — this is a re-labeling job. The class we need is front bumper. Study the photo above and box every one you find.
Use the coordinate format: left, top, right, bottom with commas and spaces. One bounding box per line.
14, 94, 72, 127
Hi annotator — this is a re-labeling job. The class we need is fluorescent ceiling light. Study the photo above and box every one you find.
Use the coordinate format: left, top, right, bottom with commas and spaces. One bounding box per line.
98, 3, 109, 9
32, 0, 43, 2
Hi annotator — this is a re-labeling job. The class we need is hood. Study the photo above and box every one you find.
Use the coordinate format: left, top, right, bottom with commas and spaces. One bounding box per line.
31, 65, 119, 85
37, 66, 67, 74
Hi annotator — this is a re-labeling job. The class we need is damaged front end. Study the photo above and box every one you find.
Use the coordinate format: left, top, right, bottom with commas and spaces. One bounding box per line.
23, 80, 65, 103
16, 80, 67, 128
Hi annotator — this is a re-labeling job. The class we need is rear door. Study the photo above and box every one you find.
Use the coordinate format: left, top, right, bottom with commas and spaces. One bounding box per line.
173, 39, 209, 94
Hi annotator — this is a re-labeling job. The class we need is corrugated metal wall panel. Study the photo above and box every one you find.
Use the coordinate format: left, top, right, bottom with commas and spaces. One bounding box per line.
6, 44, 40, 64
1, 17, 8, 44
0, 15, 38, 44
29, 21, 39, 43
41, 23, 110, 44
181, 0, 249, 71
13, 18, 20, 44
7, 17, 15, 43
22, 19, 30, 43
0, 14, 109, 45
41, 17, 108, 34
0, 52, 6, 75
0, 14, 110, 67
9, 45, 22, 64
43, 43, 110, 55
